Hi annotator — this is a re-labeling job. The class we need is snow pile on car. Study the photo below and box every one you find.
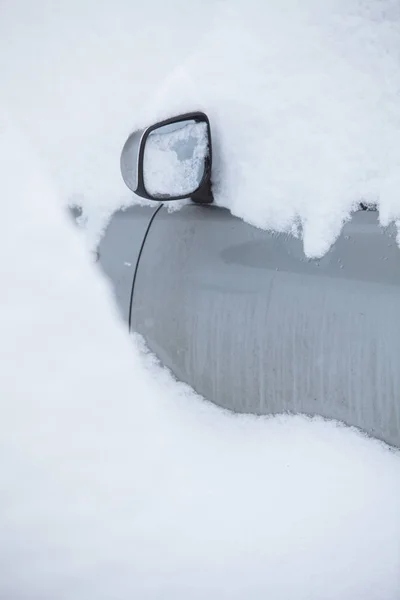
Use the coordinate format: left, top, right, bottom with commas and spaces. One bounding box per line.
1, 114, 400, 600
153, 0, 400, 256
1, 1, 400, 255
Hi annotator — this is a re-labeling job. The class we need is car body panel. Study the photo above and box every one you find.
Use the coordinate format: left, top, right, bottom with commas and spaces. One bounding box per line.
100, 203, 400, 447
97, 205, 157, 323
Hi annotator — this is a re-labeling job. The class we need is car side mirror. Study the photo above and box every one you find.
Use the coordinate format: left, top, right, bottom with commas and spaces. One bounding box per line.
120, 112, 213, 204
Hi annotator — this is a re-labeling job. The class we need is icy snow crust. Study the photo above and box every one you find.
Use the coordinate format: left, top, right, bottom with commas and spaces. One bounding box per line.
143, 121, 208, 197
1, 1, 400, 598
1, 1, 400, 255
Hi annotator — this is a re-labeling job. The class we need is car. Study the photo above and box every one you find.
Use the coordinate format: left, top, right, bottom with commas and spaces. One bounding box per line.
97, 111, 400, 448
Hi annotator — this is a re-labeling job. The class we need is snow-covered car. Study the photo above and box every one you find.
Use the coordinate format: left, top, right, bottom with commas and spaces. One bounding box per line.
98, 112, 400, 448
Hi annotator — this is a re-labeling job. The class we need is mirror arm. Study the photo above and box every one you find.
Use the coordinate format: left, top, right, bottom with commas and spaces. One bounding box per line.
191, 179, 214, 204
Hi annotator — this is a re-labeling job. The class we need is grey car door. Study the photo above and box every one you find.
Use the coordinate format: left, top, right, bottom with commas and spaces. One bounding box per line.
129, 203, 400, 448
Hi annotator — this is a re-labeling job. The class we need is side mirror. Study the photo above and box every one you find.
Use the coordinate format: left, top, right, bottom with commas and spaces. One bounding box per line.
120, 112, 213, 204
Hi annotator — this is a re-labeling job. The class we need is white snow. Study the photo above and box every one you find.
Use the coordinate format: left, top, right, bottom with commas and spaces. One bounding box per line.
1, 112, 400, 600
1, 1, 400, 598
1, 1, 400, 255
143, 120, 208, 197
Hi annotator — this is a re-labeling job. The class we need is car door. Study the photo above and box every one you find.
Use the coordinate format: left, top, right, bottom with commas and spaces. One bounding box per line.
98, 205, 158, 323
130, 203, 400, 447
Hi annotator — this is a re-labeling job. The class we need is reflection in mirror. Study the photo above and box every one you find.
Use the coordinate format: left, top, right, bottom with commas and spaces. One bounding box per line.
143, 119, 208, 198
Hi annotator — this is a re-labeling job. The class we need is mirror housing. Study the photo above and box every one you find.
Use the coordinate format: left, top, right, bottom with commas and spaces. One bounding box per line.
121, 111, 213, 204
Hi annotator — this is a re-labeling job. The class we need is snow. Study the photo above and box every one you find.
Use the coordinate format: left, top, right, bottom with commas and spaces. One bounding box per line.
143, 120, 208, 197
1, 1, 400, 598
1, 113, 400, 600
2, 1, 400, 255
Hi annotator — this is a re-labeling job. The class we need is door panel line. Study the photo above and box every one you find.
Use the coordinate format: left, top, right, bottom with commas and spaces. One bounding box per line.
128, 203, 164, 332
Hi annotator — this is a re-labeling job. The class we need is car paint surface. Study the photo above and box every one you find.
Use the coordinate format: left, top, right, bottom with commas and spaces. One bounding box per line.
99, 203, 400, 448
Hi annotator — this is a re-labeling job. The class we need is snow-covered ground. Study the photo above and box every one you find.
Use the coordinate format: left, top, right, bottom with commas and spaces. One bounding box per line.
1, 2, 400, 599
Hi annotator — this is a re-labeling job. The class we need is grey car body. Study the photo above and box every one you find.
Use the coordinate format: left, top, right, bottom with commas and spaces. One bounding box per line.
98, 202, 400, 448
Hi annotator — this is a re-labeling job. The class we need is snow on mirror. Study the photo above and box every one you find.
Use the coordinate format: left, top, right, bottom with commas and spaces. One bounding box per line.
143, 120, 208, 198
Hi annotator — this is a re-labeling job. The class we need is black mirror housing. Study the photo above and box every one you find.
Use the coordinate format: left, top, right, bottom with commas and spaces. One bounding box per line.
120, 111, 213, 204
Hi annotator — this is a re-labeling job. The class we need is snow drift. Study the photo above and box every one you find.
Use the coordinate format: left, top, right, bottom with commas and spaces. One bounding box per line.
0, 114, 400, 599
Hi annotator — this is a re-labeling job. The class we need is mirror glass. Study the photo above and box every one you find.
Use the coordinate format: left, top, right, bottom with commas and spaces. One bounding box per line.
143, 119, 208, 198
